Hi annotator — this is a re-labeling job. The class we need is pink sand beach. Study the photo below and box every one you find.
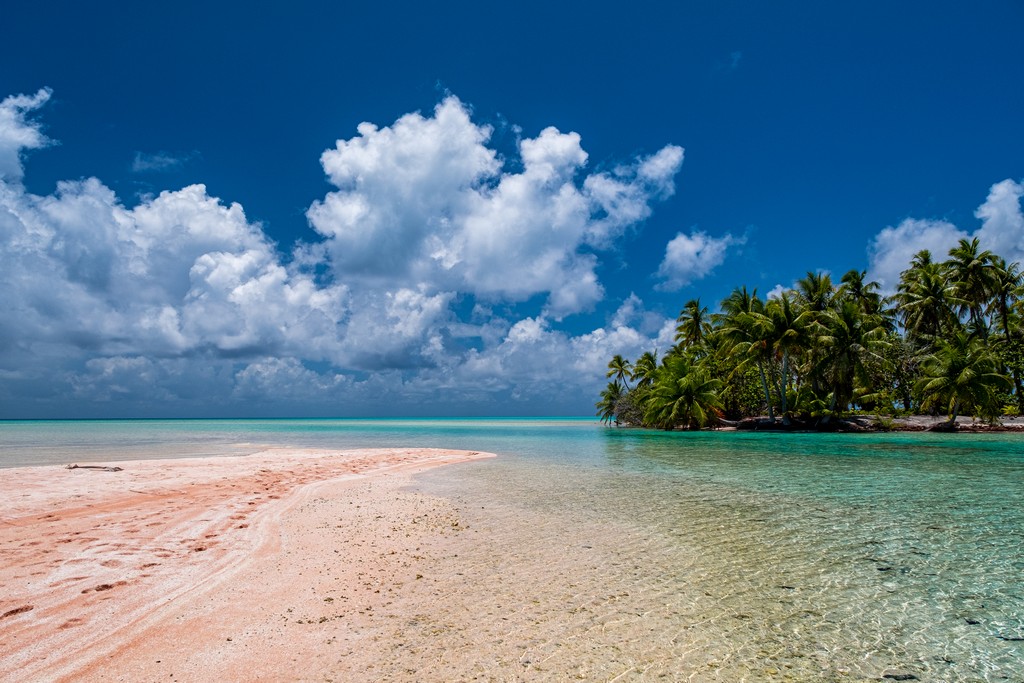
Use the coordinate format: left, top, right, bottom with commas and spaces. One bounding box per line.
0, 448, 493, 681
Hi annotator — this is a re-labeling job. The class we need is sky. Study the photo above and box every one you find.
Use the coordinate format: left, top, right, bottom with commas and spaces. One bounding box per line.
1, 1, 1022, 418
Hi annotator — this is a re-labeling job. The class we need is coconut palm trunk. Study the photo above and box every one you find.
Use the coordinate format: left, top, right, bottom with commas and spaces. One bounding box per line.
946, 398, 961, 427
757, 359, 775, 421
776, 351, 790, 425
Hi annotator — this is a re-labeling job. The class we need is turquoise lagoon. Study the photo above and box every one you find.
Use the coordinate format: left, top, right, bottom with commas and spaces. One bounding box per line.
2, 418, 1022, 680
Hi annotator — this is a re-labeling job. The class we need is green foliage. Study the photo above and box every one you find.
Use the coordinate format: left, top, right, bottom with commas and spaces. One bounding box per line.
872, 415, 898, 431
704, 344, 763, 419
595, 381, 624, 425
598, 245, 1023, 427
916, 330, 1011, 421
642, 355, 723, 430
675, 298, 711, 350
631, 351, 659, 389
606, 355, 632, 389
614, 384, 652, 427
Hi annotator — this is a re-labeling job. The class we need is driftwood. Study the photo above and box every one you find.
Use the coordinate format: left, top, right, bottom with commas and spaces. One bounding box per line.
65, 464, 124, 472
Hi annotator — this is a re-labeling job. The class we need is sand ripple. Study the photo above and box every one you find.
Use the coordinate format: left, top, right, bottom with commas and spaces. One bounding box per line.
0, 447, 491, 681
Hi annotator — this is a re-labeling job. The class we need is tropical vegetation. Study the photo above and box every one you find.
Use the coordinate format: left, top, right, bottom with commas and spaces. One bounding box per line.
597, 239, 1023, 430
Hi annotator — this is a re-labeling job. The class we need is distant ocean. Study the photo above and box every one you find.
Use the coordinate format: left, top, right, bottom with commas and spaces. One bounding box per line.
3, 418, 1022, 680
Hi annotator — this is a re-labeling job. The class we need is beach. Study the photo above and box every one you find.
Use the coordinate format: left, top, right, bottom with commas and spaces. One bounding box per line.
0, 447, 493, 681
2, 419, 1023, 682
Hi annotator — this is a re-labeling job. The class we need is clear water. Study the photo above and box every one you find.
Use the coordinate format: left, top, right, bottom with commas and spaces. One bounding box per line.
2, 419, 1022, 680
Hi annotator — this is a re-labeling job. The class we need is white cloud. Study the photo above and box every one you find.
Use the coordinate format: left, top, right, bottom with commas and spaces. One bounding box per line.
0, 88, 51, 182
308, 97, 499, 280
444, 313, 673, 406
865, 178, 1024, 294
583, 144, 684, 248
70, 356, 178, 403
0, 89, 682, 416
0, 172, 352, 376
655, 229, 745, 290
866, 218, 966, 293
610, 293, 674, 338
975, 178, 1024, 264
334, 287, 454, 370
232, 358, 350, 403
308, 95, 683, 317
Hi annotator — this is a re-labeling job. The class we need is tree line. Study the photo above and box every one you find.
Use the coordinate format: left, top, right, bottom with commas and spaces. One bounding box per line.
597, 238, 1023, 430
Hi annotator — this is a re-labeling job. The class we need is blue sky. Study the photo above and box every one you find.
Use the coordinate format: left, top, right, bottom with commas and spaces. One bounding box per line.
1, 1, 1022, 418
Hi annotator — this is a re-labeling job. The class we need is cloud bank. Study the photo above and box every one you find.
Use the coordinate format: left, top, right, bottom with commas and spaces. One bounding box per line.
7, 87, 1012, 417
0, 90, 683, 416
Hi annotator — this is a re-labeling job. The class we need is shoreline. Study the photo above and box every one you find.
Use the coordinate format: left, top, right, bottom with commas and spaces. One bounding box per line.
733, 414, 1024, 433
614, 414, 1024, 433
0, 447, 493, 681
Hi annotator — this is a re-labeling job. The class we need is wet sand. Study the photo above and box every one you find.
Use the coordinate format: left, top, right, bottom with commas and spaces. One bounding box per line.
0, 448, 493, 681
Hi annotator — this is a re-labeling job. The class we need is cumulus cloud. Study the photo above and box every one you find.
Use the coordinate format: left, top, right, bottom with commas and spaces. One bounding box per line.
0, 89, 680, 417
610, 293, 675, 338
866, 178, 1024, 293
447, 313, 672, 406
1, 176, 350, 364
866, 218, 966, 292
655, 229, 745, 290
0, 94, 354, 413
232, 358, 350, 403
975, 178, 1024, 264
308, 95, 683, 318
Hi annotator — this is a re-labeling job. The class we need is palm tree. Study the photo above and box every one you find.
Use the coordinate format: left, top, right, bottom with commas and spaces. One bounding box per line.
765, 292, 810, 423
795, 271, 838, 399
812, 299, 888, 415
839, 269, 884, 316
675, 298, 711, 350
606, 354, 633, 389
596, 381, 625, 425
717, 287, 775, 420
643, 356, 723, 430
916, 330, 1011, 425
946, 237, 998, 335
987, 257, 1024, 409
893, 250, 959, 348
988, 257, 1023, 340
796, 271, 836, 314
631, 350, 659, 388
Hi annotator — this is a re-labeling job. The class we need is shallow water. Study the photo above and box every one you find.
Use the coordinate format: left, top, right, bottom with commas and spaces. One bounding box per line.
2, 418, 1022, 680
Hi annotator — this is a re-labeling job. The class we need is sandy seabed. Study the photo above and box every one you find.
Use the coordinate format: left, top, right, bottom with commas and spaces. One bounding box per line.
0, 448, 494, 682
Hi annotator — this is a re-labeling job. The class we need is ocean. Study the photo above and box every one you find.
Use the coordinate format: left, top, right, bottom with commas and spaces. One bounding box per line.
2, 418, 1022, 680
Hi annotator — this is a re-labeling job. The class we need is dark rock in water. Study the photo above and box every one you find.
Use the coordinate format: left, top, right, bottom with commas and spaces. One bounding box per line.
964, 617, 981, 625
736, 417, 813, 431
736, 417, 782, 431
882, 674, 919, 681
735, 416, 877, 432
838, 420, 873, 432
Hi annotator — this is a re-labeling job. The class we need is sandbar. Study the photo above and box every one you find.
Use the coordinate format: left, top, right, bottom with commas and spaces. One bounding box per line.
0, 447, 493, 681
